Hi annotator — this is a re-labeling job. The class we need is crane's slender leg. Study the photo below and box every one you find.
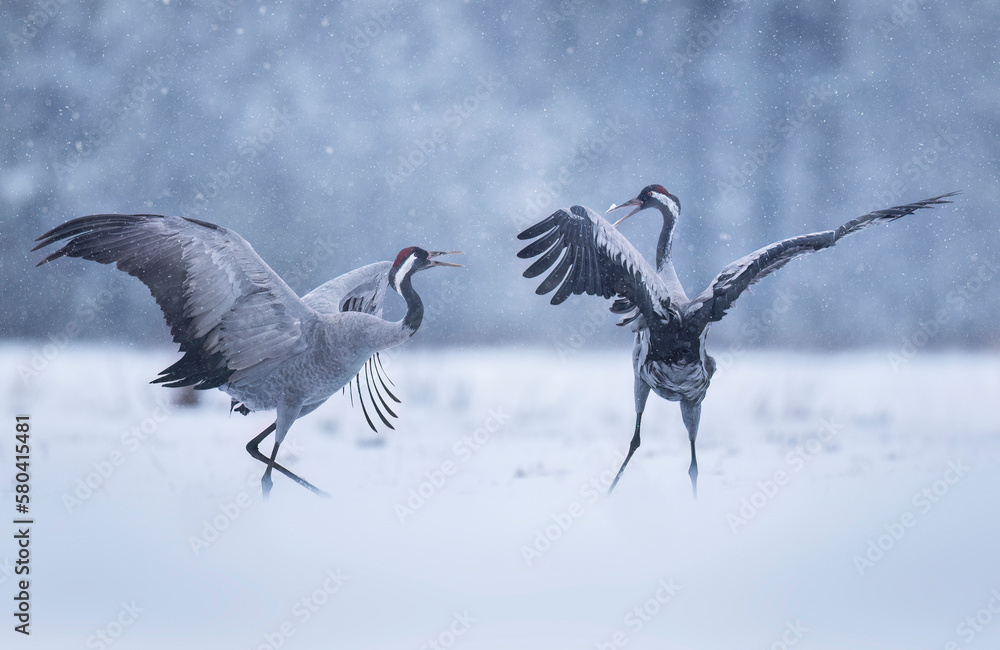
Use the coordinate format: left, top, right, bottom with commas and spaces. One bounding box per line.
680, 400, 701, 499
261, 404, 298, 499
608, 379, 651, 495
245, 423, 328, 497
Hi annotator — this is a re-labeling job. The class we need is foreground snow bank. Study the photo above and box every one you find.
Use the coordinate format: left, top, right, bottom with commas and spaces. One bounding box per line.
1, 344, 998, 649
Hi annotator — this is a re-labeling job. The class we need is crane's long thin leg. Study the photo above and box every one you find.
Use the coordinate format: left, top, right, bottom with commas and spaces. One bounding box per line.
246, 422, 276, 460
608, 379, 651, 495
680, 400, 701, 499
262, 405, 298, 499
245, 423, 328, 497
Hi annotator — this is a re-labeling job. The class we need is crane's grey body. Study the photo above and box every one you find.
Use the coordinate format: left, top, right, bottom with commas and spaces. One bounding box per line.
228, 269, 401, 414
34, 214, 460, 497
518, 187, 956, 496
224, 312, 386, 413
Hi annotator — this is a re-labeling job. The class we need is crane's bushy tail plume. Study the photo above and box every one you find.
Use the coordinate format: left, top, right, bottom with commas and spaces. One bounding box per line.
347, 353, 401, 432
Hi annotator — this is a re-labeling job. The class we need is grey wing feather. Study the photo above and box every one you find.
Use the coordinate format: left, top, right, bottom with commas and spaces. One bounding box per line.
517, 205, 673, 324
34, 214, 311, 389
301, 261, 392, 317
686, 193, 957, 326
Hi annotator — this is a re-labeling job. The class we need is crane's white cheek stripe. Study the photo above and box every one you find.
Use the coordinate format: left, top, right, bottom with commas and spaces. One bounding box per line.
650, 191, 679, 220
393, 255, 417, 290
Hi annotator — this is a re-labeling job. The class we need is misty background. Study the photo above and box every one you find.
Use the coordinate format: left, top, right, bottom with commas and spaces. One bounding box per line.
1, 0, 997, 350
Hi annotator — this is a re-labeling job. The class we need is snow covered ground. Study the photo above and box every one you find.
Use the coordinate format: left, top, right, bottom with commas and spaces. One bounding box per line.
2, 343, 999, 649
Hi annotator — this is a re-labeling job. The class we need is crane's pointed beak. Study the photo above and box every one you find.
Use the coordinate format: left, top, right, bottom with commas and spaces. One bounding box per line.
606, 198, 643, 227
426, 251, 464, 268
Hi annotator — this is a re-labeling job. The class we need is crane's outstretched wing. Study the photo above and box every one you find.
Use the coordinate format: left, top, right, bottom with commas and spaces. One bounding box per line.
302, 261, 401, 433
685, 193, 958, 327
34, 214, 311, 390
517, 205, 675, 325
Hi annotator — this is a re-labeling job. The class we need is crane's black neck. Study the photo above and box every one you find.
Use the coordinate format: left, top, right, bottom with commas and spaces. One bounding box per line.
655, 208, 676, 271
396, 272, 423, 334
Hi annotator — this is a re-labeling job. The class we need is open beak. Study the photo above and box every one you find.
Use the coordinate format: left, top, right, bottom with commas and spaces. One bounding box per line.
606, 198, 643, 227
426, 251, 464, 268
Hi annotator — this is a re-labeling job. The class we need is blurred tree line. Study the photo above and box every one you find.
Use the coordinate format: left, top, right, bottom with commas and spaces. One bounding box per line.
1, 0, 997, 350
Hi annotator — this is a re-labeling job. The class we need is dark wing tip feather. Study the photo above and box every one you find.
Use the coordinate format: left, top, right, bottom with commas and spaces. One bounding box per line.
877, 192, 956, 217
535, 244, 574, 297
877, 191, 959, 217
517, 228, 561, 259
33, 214, 223, 253
33, 214, 136, 256
836, 192, 959, 240
522, 243, 564, 279
550, 248, 581, 305
32, 215, 172, 263
517, 214, 558, 240
925, 191, 961, 203
35, 251, 63, 267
